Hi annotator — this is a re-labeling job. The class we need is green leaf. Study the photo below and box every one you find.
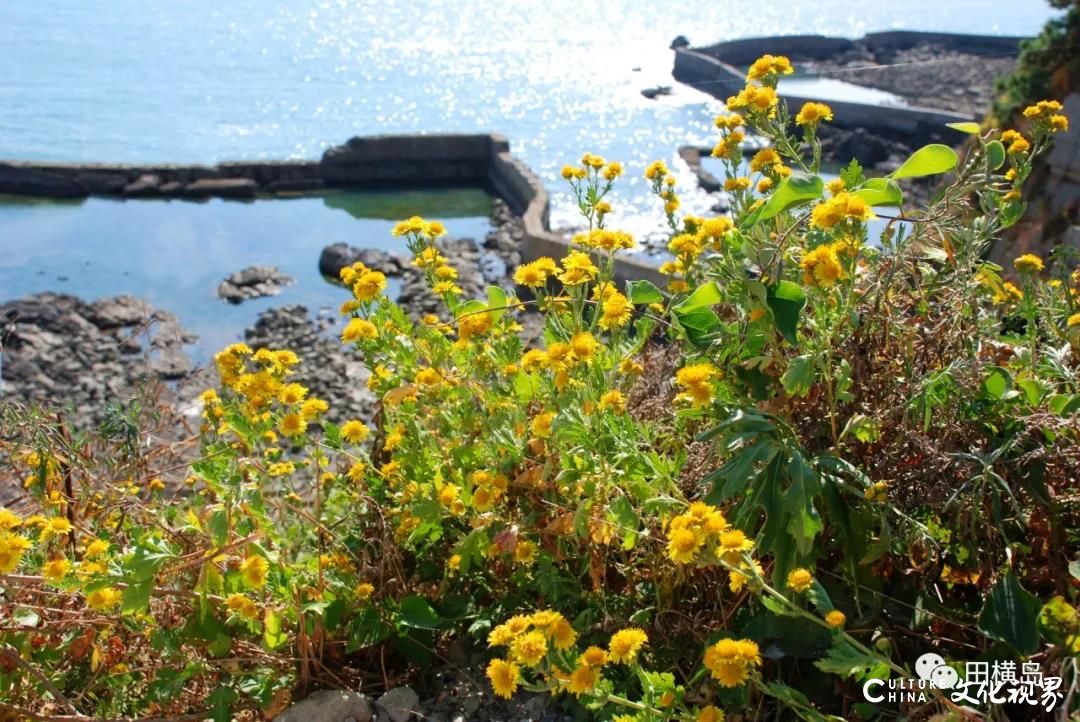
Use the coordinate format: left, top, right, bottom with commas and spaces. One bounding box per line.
398, 595, 443, 630
852, 178, 903, 207
978, 573, 1043, 654
766, 281, 806, 345
740, 172, 824, 228
781, 355, 815, 397
1048, 394, 1080, 416
486, 286, 507, 321
207, 684, 238, 722
347, 607, 391, 651
815, 638, 887, 680
982, 366, 1013, 400
986, 140, 1006, 170
627, 279, 663, 305
890, 144, 958, 180
122, 579, 154, 615
263, 608, 288, 650
677, 281, 722, 310
672, 305, 722, 349
946, 121, 982, 134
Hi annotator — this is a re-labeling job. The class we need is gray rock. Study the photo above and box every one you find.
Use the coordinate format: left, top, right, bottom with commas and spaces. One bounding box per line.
217, 265, 294, 303
670, 35, 690, 49
274, 690, 373, 722
122, 174, 162, 198
376, 687, 419, 722
641, 86, 673, 100
88, 295, 153, 329
479, 252, 507, 284
183, 177, 258, 199
159, 181, 184, 196
267, 177, 327, 193
318, 243, 407, 280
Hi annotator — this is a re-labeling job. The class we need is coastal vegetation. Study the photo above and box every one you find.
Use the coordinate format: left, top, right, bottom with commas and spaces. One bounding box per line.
1, 54, 1077, 722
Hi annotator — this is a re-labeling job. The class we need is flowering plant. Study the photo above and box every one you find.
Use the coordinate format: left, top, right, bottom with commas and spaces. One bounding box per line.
1, 55, 1077, 720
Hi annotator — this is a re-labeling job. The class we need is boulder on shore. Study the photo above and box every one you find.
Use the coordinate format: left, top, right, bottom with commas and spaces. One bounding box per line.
0, 164, 88, 199
217, 266, 295, 304
183, 178, 258, 199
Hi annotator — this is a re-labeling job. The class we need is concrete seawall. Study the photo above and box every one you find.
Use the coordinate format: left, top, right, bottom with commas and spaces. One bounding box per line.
0, 133, 664, 286
673, 47, 974, 138
672, 31, 1025, 141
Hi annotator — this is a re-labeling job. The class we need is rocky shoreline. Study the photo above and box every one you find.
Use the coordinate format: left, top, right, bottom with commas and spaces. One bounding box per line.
0, 200, 527, 437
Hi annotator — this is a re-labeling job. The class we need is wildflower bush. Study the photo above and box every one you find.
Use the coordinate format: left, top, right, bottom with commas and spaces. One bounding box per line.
1, 54, 1078, 721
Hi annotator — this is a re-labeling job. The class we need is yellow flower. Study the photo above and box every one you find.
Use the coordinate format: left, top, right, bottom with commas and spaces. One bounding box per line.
746, 54, 794, 82
726, 85, 779, 115
795, 101, 833, 126
1021, 99, 1063, 120
514, 259, 554, 287
225, 593, 260, 620
240, 555, 269, 588
1067, 312, 1080, 329
352, 270, 387, 301
356, 582, 375, 601
1014, 253, 1044, 274
510, 630, 548, 666
579, 646, 608, 668
825, 610, 846, 628
342, 318, 378, 343
514, 540, 537, 565
40, 517, 73, 541
698, 705, 725, 722
84, 539, 109, 558
566, 664, 600, 696
599, 291, 633, 331
0, 508, 21, 531
279, 383, 308, 405
603, 162, 623, 180
749, 148, 780, 174
487, 658, 520, 699
644, 160, 669, 181
801, 244, 845, 287
786, 567, 814, 593
675, 363, 718, 407
703, 638, 761, 687
531, 412, 555, 439
810, 192, 874, 229
757, 177, 774, 193
0, 533, 31, 574
1049, 115, 1069, 133
608, 628, 648, 664
558, 251, 599, 286
340, 419, 370, 444
728, 560, 764, 593
667, 528, 703, 564
279, 413, 307, 437
550, 618, 578, 650
597, 390, 625, 413
85, 587, 122, 612
718, 529, 754, 563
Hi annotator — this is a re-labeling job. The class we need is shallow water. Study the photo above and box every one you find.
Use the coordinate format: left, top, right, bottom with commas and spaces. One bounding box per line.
0, 190, 492, 359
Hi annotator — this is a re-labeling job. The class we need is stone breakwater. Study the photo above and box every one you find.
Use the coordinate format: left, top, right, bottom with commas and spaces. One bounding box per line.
672, 31, 1023, 144
0, 133, 664, 287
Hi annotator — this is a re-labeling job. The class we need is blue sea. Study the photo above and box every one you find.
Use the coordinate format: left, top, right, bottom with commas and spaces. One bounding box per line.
0, 0, 1061, 354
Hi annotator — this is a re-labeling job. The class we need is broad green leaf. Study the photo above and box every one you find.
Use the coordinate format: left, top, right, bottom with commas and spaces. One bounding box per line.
946, 121, 982, 134
398, 595, 443, 630
122, 579, 154, 615
982, 366, 1012, 400
781, 355, 815, 397
626, 279, 663, 305
1016, 378, 1045, 406
677, 281, 722, 310
815, 638, 888, 680
673, 305, 722, 348
208, 685, 238, 722
978, 573, 1043, 654
986, 140, 1006, 170
1048, 394, 1080, 416
852, 178, 903, 207
890, 144, 958, 180
485, 286, 507, 321
766, 280, 806, 345
740, 172, 824, 228
263, 608, 288, 650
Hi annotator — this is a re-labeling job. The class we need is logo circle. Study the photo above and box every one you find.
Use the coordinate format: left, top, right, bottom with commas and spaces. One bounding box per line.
915, 652, 947, 681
